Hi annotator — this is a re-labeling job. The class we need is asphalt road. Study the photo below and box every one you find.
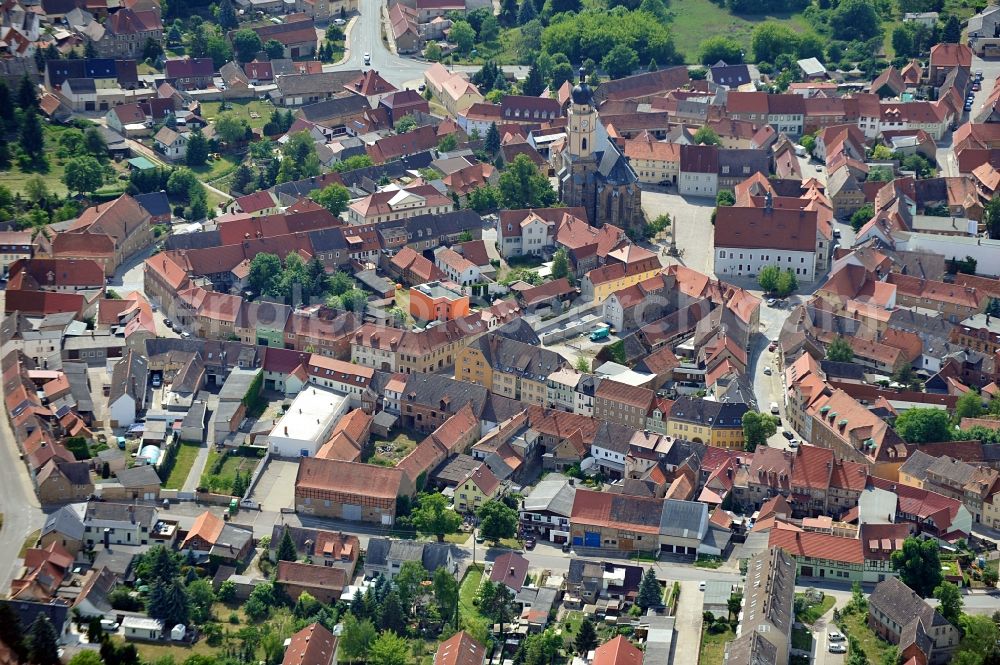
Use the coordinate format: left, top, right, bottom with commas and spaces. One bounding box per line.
0, 290, 47, 593
323, 0, 527, 89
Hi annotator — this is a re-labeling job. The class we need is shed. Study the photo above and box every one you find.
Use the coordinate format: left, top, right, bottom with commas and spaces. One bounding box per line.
371, 411, 397, 438
122, 616, 163, 641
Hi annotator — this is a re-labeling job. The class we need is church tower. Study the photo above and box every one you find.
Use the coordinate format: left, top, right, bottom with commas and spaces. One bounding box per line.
567, 68, 596, 159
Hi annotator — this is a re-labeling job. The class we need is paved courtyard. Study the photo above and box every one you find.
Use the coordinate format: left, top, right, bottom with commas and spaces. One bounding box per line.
641, 191, 716, 276
248, 458, 299, 512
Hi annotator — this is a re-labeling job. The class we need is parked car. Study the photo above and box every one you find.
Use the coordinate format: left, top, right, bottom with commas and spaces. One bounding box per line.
766, 298, 777, 307
164, 319, 173, 328
829, 643, 847, 654
768, 342, 777, 352
770, 402, 780, 415
789, 439, 800, 449
525, 537, 536, 550
782, 430, 794, 440
562, 541, 571, 552
151, 375, 162, 388
763, 366, 772, 375
973, 82, 982, 91
698, 581, 707, 591
829, 631, 845, 642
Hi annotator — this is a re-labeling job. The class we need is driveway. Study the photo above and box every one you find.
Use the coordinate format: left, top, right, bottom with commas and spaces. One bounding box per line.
248, 458, 299, 512
672, 580, 705, 660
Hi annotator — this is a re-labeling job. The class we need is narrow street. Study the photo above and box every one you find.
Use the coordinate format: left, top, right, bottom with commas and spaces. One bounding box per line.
0, 289, 48, 592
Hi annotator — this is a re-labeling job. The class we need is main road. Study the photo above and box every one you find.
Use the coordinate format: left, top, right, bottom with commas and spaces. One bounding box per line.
323, 0, 527, 89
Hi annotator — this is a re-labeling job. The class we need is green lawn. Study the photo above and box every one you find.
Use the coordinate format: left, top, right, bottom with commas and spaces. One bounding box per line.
695, 555, 723, 569
666, 0, 811, 64
795, 593, 836, 624
200, 99, 278, 130
941, 559, 961, 577
792, 626, 813, 652
190, 154, 240, 183
0, 159, 68, 198
162, 442, 202, 489
200, 448, 263, 494
838, 610, 890, 665
700, 624, 737, 665
368, 428, 422, 466
19, 529, 41, 557
458, 564, 490, 638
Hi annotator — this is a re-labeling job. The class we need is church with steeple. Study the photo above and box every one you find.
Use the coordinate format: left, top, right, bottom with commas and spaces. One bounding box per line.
557, 68, 643, 234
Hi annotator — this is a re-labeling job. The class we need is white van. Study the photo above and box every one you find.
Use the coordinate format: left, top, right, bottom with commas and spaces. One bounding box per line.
770, 402, 779, 415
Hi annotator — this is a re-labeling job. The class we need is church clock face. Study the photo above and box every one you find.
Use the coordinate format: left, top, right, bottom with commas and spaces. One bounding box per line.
582, 119, 589, 130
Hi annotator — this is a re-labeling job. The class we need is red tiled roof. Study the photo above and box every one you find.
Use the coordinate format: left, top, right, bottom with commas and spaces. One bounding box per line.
282, 623, 338, 665
593, 636, 644, 665
435, 632, 485, 665
769, 528, 863, 564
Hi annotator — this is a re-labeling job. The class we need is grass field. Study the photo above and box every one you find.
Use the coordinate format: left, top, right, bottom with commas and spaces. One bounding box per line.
200, 99, 278, 131
838, 610, 890, 665
667, 0, 811, 63
458, 564, 491, 638
700, 624, 737, 665
0, 154, 69, 198
162, 442, 202, 490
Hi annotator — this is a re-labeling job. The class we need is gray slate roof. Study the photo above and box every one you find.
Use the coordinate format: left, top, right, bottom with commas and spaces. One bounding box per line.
42, 505, 85, 541
658, 499, 708, 539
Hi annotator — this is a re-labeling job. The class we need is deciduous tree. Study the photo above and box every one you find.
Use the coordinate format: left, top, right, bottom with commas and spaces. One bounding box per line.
63, 156, 105, 196
264, 39, 285, 60
699, 36, 743, 66
368, 631, 409, 665
894, 408, 953, 443
498, 154, 556, 209
891, 537, 943, 597
340, 614, 376, 663
450, 21, 476, 54
826, 336, 853, 362
313, 183, 351, 215
478, 499, 518, 543
411, 492, 462, 542
934, 581, 962, 626
233, 29, 263, 63
602, 44, 639, 80
742, 411, 777, 452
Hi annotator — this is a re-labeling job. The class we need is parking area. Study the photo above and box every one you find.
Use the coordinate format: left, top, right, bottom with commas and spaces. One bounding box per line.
248, 458, 299, 511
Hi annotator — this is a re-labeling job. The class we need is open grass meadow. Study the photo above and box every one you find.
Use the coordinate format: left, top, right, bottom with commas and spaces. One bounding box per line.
666, 0, 812, 63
